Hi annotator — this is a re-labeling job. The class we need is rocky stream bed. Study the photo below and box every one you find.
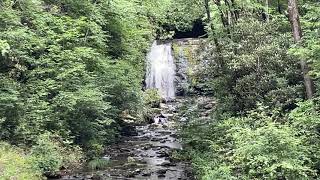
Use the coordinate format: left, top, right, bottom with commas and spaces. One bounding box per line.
55, 100, 194, 180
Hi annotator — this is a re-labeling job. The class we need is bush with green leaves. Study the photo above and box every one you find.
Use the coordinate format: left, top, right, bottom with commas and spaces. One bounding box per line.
30, 133, 64, 174
0, 142, 41, 179
195, 17, 303, 115
0, 76, 22, 142
30, 133, 83, 175
175, 0, 320, 179
0, 0, 155, 161
87, 158, 110, 171
143, 89, 161, 107
290, 99, 320, 175
181, 105, 315, 179
232, 122, 313, 179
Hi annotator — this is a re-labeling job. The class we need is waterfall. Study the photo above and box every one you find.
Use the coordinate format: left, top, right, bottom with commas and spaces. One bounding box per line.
145, 41, 176, 101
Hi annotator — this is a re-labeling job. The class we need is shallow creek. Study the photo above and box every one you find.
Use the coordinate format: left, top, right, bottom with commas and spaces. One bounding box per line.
58, 101, 192, 180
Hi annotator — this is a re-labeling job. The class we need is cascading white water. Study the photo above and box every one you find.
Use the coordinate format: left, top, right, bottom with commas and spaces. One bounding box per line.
146, 41, 176, 101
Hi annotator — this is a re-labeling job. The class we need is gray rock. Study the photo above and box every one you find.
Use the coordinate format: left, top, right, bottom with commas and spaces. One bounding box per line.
125, 172, 136, 178
179, 117, 187, 122
160, 113, 174, 118
142, 171, 152, 177
157, 151, 169, 158
92, 174, 103, 180
204, 103, 213, 109
158, 161, 176, 167
157, 169, 168, 174
85, 175, 93, 179
158, 174, 166, 178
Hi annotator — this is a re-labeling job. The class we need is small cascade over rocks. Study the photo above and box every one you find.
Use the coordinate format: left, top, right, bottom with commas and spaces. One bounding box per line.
56, 100, 193, 180
146, 41, 176, 101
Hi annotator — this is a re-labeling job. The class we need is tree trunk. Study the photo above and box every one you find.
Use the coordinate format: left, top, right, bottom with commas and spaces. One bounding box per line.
230, 0, 239, 20
277, 0, 282, 14
204, 0, 211, 21
204, 0, 219, 46
215, 0, 228, 27
265, 0, 269, 22
204, 0, 222, 65
288, 0, 314, 99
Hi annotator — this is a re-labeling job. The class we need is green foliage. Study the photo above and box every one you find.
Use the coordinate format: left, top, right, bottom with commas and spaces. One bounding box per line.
289, 2, 320, 93
30, 133, 83, 175
139, 89, 162, 122
30, 133, 64, 174
181, 104, 315, 179
290, 99, 320, 174
0, 40, 10, 56
195, 17, 303, 115
202, 165, 236, 180
232, 122, 312, 179
0, 142, 41, 180
143, 89, 161, 107
180, 1, 320, 179
140, 0, 205, 39
87, 158, 110, 171
0, 76, 22, 141
0, 0, 156, 173
165, 0, 204, 31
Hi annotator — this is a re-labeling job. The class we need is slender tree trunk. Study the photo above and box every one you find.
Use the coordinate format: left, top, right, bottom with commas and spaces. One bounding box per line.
265, 0, 269, 22
214, 0, 232, 38
204, 0, 219, 46
224, 0, 231, 25
288, 0, 314, 99
230, 0, 239, 20
277, 0, 282, 13
215, 0, 228, 27
204, 0, 211, 23
204, 0, 223, 65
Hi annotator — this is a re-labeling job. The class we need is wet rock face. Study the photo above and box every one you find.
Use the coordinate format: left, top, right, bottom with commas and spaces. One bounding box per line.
56, 99, 193, 180
175, 47, 190, 97
173, 39, 205, 97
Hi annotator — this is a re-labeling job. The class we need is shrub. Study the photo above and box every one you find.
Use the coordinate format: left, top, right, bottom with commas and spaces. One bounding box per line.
60, 144, 83, 171
87, 158, 110, 171
0, 76, 22, 142
85, 141, 104, 160
139, 89, 162, 122
143, 89, 161, 108
0, 142, 41, 180
30, 133, 83, 175
181, 105, 315, 179
202, 165, 236, 180
30, 133, 64, 174
290, 100, 320, 174
232, 122, 313, 179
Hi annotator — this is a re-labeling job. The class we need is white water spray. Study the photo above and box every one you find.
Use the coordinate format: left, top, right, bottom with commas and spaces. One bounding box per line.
145, 41, 176, 101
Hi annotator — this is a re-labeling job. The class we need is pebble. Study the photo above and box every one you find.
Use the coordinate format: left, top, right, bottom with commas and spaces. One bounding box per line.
158, 161, 176, 167
142, 172, 152, 176
157, 169, 168, 174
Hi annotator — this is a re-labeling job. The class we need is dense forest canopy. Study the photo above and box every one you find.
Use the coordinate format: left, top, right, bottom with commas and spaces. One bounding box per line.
0, 0, 320, 179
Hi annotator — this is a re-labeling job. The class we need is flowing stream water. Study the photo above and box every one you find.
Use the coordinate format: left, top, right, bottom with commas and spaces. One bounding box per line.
56, 41, 192, 180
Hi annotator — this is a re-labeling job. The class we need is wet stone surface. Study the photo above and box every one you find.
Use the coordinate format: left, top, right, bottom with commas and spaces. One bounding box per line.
56, 102, 193, 180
